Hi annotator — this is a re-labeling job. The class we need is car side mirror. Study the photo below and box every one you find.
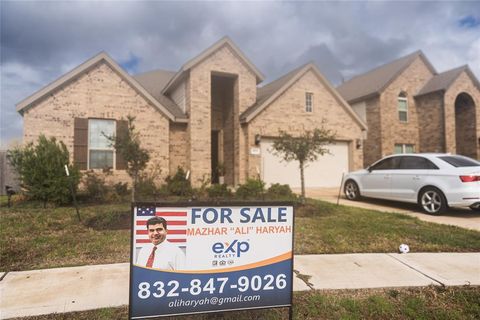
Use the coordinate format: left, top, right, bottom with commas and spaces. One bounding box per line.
367, 166, 373, 173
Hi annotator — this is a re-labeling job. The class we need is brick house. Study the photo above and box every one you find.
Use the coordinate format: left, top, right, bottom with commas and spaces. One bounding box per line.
17, 37, 366, 188
337, 51, 480, 167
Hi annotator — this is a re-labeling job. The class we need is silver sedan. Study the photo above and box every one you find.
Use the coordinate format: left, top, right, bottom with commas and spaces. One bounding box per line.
343, 154, 480, 215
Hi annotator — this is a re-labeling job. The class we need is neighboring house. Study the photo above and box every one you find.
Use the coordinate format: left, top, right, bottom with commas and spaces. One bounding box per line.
337, 51, 480, 167
17, 37, 366, 188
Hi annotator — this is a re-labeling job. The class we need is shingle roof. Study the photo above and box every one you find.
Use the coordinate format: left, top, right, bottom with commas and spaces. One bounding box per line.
416, 65, 479, 97
337, 51, 436, 103
134, 69, 176, 93
133, 70, 186, 119
241, 63, 307, 121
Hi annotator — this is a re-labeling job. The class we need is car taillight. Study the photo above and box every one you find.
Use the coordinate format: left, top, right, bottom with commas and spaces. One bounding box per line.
460, 175, 480, 182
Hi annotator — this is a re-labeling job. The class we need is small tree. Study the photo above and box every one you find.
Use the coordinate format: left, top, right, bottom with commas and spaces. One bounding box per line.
7, 135, 80, 207
271, 125, 335, 201
109, 116, 150, 202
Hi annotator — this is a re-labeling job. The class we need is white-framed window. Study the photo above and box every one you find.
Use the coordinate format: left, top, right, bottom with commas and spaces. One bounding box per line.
398, 93, 408, 122
88, 119, 115, 169
305, 92, 313, 113
394, 143, 415, 154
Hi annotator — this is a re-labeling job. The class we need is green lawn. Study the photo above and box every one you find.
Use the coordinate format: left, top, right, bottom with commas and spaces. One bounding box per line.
295, 200, 480, 254
1, 200, 480, 271
11, 286, 480, 320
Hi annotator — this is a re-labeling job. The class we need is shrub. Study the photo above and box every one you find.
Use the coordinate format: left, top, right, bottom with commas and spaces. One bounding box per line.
192, 174, 211, 200
113, 182, 129, 197
235, 179, 265, 199
207, 184, 233, 199
165, 167, 192, 196
7, 135, 81, 207
136, 175, 158, 201
134, 165, 164, 201
82, 170, 109, 202
266, 183, 297, 200
81, 171, 130, 203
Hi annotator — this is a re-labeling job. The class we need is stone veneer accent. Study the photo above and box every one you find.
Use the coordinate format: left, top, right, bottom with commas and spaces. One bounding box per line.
247, 69, 364, 177
23, 62, 170, 185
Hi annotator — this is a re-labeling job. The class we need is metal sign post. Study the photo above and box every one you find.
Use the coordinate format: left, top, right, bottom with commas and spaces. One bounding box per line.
65, 165, 81, 222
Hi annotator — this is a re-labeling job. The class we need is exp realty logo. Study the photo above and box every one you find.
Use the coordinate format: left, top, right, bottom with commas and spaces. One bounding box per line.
212, 240, 250, 258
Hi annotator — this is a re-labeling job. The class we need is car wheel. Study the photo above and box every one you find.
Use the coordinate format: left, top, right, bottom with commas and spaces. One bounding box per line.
419, 187, 447, 215
344, 180, 361, 201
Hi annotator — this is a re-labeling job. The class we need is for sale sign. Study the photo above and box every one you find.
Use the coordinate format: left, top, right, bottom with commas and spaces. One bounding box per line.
129, 201, 294, 319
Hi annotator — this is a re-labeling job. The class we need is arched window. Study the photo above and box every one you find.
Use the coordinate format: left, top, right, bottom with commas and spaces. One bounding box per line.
397, 92, 408, 122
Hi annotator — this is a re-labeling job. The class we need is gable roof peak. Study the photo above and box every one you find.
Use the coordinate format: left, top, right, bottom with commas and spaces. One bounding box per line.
416, 63, 480, 97
240, 61, 366, 130
162, 36, 264, 94
16, 51, 187, 122
16, 51, 108, 114
337, 50, 436, 103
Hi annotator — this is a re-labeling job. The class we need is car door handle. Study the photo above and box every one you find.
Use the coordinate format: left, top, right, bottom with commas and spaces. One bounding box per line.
413, 176, 421, 180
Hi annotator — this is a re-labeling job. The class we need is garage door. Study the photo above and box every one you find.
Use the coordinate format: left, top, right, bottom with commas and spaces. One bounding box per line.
260, 140, 349, 188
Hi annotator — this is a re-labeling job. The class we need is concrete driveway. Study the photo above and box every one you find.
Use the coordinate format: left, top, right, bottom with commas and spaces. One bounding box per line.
298, 187, 480, 231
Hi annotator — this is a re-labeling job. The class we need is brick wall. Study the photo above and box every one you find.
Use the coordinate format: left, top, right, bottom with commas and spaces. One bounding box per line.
416, 92, 445, 153
363, 97, 382, 166
186, 44, 257, 186
23, 61, 170, 185
443, 71, 480, 159
248, 69, 364, 178
379, 57, 434, 156
169, 123, 188, 174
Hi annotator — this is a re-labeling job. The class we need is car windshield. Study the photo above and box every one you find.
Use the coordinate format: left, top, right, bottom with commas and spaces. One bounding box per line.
438, 155, 480, 167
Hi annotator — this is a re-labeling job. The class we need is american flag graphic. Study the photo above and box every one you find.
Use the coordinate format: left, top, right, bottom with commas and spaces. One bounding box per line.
135, 206, 188, 247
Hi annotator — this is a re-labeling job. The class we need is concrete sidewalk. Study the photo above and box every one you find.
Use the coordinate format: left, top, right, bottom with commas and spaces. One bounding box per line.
1, 253, 479, 319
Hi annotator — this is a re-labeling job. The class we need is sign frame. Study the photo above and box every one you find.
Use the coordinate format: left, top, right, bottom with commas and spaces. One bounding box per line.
128, 200, 295, 319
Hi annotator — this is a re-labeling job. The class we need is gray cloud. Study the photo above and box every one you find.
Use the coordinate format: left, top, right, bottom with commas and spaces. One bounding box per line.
1, 1, 479, 147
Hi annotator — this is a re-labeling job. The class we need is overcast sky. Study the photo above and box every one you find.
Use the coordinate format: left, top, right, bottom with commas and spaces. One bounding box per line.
1, 1, 479, 148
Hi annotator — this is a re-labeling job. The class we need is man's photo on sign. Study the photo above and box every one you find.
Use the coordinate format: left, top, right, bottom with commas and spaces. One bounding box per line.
134, 208, 186, 270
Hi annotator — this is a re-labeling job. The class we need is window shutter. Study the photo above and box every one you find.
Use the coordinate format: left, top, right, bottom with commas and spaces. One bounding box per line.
115, 120, 128, 170
73, 118, 88, 170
